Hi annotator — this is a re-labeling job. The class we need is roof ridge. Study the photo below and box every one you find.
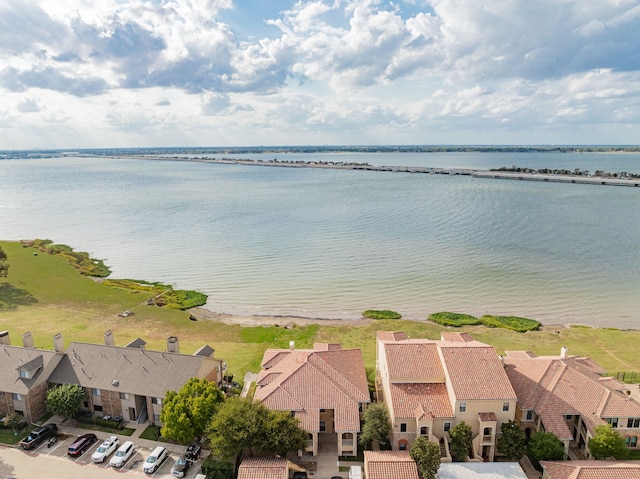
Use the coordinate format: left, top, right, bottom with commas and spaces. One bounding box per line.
307, 353, 368, 402
596, 388, 611, 417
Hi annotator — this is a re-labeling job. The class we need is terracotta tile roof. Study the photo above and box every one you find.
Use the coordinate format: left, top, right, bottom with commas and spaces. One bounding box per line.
504, 354, 640, 440
541, 460, 640, 479
376, 331, 408, 341
237, 457, 288, 479
478, 412, 497, 421
254, 346, 370, 432
389, 383, 453, 419
439, 345, 517, 400
364, 450, 420, 479
384, 342, 445, 381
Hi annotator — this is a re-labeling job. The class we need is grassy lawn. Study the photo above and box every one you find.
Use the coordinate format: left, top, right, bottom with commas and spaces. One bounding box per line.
0, 427, 30, 445
1, 240, 640, 382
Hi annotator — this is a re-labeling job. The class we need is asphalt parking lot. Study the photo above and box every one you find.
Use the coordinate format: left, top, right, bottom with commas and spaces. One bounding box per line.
0, 433, 202, 478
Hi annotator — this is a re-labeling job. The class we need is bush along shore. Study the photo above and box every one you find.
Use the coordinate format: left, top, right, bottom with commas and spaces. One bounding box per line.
428, 311, 541, 332
21, 239, 207, 310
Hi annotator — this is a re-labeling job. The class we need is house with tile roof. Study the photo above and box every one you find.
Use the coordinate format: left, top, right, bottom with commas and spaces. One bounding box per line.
0, 331, 65, 423
376, 331, 517, 461
540, 460, 640, 479
254, 343, 370, 457
438, 462, 528, 479
1, 329, 223, 426
503, 347, 640, 459
237, 457, 289, 479
364, 450, 420, 479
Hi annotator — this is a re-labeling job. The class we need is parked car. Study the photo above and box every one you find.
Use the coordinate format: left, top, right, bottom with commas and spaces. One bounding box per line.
170, 442, 201, 477
91, 435, 120, 463
19, 423, 58, 450
143, 446, 168, 474
67, 433, 97, 456
293, 473, 308, 479
110, 441, 135, 468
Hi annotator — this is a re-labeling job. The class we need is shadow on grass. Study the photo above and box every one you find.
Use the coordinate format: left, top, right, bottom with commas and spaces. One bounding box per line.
0, 282, 38, 311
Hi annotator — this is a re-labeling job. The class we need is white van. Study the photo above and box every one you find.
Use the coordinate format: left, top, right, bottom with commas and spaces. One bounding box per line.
349, 465, 362, 479
143, 446, 168, 474
110, 441, 135, 468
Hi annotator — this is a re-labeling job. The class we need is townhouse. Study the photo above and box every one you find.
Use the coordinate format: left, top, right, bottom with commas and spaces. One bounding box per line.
376, 331, 517, 461
503, 346, 640, 458
254, 342, 370, 457
0, 330, 223, 426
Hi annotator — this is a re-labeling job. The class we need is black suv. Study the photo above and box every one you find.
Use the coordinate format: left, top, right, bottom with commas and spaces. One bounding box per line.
19, 423, 58, 450
67, 433, 97, 456
170, 442, 201, 477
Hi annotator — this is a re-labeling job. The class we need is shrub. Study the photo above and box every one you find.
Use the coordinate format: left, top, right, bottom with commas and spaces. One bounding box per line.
428, 312, 479, 327
362, 310, 401, 320
479, 315, 540, 332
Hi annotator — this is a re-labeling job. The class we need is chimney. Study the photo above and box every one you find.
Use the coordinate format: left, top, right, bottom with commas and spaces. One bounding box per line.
560, 346, 568, 358
289, 341, 295, 350
22, 332, 35, 348
53, 333, 64, 353
104, 330, 115, 346
0, 330, 9, 346
167, 336, 180, 354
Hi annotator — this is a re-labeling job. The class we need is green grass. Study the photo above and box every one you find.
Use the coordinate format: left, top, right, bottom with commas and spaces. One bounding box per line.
362, 309, 401, 320
1, 240, 640, 383
139, 425, 162, 441
0, 427, 30, 445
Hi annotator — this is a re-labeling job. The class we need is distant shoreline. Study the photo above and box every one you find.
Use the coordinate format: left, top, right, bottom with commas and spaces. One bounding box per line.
140, 155, 640, 188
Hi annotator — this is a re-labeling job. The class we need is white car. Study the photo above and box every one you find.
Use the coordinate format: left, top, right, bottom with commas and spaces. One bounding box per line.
143, 446, 168, 474
92, 435, 120, 463
109, 440, 135, 468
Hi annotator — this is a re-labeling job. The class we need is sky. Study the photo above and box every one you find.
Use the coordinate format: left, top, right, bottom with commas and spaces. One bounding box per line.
1, 0, 640, 149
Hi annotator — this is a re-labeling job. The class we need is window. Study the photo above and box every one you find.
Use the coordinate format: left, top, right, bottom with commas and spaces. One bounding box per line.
359, 403, 364, 413
444, 422, 451, 432
320, 409, 326, 413
93, 405, 103, 412
628, 418, 640, 428
420, 426, 429, 436
398, 440, 408, 450
153, 414, 160, 422
459, 402, 466, 413
19, 370, 30, 379
526, 410, 534, 421
632, 436, 638, 447
151, 397, 162, 405
320, 421, 326, 432
400, 423, 407, 432
91, 388, 101, 396
566, 415, 572, 419
12, 393, 23, 401
607, 417, 619, 428
119, 392, 130, 400
503, 402, 510, 412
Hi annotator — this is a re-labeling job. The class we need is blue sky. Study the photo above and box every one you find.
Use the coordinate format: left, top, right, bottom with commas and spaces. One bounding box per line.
1, 0, 640, 149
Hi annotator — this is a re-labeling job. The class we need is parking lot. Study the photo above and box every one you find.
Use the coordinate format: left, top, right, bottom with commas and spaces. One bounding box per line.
0, 432, 203, 478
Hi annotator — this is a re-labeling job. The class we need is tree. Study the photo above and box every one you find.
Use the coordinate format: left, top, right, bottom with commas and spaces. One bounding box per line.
449, 421, 473, 462
497, 420, 527, 460
208, 397, 306, 460
2, 413, 24, 434
528, 431, 565, 461
46, 383, 85, 420
588, 424, 628, 460
359, 403, 391, 449
410, 436, 441, 479
0, 246, 8, 278
200, 456, 234, 479
160, 377, 224, 444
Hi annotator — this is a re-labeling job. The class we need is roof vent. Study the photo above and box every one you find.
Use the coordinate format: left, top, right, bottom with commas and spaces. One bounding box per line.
112, 380, 119, 387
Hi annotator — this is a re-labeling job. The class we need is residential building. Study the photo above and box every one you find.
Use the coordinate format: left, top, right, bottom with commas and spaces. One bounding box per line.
1, 329, 223, 426
438, 462, 528, 479
503, 347, 640, 458
364, 450, 419, 479
0, 331, 64, 423
254, 342, 370, 456
376, 331, 517, 461
540, 460, 640, 479
237, 457, 289, 479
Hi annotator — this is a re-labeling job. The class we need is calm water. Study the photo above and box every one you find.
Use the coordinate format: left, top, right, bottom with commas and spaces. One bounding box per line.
1, 152, 639, 327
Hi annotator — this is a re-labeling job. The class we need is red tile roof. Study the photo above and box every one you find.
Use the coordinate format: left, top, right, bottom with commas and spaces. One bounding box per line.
364, 450, 420, 479
389, 383, 453, 419
541, 460, 640, 479
255, 346, 370, 432
504, 354, 640, 440
384, 342, 444, 381
237, 457, 288, 479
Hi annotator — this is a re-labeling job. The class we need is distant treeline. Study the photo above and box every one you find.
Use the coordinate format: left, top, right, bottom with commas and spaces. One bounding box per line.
3, 144, 640, 159
491, 165, 640, 179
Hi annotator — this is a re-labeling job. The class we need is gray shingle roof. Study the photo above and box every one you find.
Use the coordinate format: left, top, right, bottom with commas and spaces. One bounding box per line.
0, 345, 63, 394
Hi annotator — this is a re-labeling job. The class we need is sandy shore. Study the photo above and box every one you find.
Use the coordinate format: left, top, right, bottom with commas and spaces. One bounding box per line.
189, 306, 376, 327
